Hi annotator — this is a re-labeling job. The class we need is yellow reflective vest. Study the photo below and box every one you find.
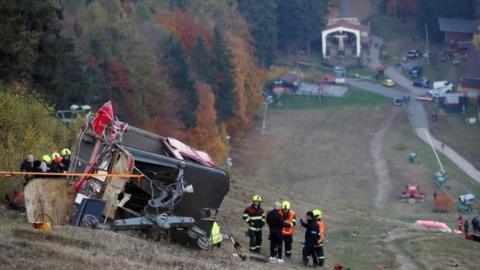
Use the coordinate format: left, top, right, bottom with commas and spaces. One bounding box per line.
210, 222, 223, 245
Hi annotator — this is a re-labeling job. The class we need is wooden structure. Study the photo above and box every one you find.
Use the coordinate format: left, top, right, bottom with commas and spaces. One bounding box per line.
438, 17, 476, 51
24, 179, 76, 225
322, 18, 370, 58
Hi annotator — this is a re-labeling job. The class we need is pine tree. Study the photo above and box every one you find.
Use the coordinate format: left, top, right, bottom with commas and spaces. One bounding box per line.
276, 0, 328, 52
0, 0, 63, 83
276, 0, 302, 49
164, 36, 198, 127
212, 26, 236, 122
237, 0, 277, 67
191, 37, 212, 82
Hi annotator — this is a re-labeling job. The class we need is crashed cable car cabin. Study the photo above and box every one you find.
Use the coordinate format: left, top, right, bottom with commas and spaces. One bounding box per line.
64, 102, 228, 249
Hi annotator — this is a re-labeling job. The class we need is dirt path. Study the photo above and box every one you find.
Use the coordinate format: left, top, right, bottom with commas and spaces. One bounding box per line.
371, 110, 399, 209
384, 228, 419, 270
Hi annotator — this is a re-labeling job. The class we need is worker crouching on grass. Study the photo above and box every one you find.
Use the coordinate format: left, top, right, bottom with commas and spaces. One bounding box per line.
243, 195, 265, 253
313, 209, 325, 267
266, 201, 285, 264
281, 200, 296, 258
301, 211, 320, 267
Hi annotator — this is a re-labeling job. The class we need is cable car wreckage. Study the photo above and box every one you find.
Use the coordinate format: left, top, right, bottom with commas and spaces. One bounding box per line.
25, 101, 230, 249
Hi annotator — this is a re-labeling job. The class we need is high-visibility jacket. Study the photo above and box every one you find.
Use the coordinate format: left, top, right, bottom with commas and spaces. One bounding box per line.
316, 219, 325, 245
210, 222, 223, 245
282, 209, 296, 235
243, 204, 265, 231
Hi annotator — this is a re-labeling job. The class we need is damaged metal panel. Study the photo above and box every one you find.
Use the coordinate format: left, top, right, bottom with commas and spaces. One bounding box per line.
101, 151, 133, 219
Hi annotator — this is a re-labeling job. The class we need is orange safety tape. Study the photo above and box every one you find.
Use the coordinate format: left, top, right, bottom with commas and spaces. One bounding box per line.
0, 170, 143, 179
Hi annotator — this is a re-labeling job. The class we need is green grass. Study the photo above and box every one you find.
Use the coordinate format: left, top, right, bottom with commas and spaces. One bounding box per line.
394, 233, 479, 270
396, 126, 480, 198
273, 88, 390, 109
348, 67, 377, 79
422, 61, 450, 81
424, 103, 480, 170
369, 15, 420, 44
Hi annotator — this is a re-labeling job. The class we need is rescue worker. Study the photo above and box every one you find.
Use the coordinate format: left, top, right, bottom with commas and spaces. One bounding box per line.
464, 219, 469, 234
60, 148, 71, 171
39, 155, 52, 172
313, 209, 326, 267
210, 222, 223, 248
281, 200, 296, 258
266, 201, 285, 264
49, 152, 62, 174
243, 195, 265, 253
472, 217, 479, 234
300, 211, 319, 267
457, 215, 464, 232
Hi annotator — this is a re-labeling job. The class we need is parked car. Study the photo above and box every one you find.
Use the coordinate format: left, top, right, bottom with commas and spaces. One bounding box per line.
413, 77, 430, 88
428, 81, 453, 97
408, 66, 423, 78
432, 81, 453, 91
382, 78, 395, 87
407, 49, 422, 59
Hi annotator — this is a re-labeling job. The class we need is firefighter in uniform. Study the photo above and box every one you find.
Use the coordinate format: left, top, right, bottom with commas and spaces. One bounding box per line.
281, 200, 296, 258
243, 195, 265, 253
313, 209, 325, 267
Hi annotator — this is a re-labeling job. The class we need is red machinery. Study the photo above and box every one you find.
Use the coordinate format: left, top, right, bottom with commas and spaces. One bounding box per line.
400, 184, 425, 202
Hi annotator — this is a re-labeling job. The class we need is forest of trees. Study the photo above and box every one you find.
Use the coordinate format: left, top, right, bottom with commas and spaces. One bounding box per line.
380, 0, 480, 41
0, 0, 331, 163
238, 0, 329, 67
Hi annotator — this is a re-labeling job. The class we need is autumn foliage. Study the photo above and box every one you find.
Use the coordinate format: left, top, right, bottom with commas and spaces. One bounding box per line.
224, 31, 264, 137
157, 10, 264, 162
186, 83, 228, 162
44, 1, 267, 165
158, 11, 212, 53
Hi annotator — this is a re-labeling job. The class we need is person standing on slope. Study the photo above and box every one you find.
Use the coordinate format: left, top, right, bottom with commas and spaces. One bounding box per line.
243, 195, 265, 253
281, 200, 296, 258
266, 201, 285, 264
313, 209, 326, 268
301, 211, 320, 267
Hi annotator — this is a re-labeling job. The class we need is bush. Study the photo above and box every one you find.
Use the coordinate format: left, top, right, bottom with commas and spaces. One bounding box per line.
0, 89, 73, 197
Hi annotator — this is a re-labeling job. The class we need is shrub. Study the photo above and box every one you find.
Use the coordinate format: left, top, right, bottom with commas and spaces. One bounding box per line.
0, 89, 73, 197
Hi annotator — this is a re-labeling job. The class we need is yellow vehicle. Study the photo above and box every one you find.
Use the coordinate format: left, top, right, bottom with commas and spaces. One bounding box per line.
382, 78, 395, 87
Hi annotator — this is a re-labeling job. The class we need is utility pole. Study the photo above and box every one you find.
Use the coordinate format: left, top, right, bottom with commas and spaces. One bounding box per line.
425, 24, 430, 63
261, 96, 270, 135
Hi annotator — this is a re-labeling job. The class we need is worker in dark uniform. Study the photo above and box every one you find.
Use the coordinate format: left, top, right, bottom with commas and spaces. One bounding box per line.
301, 211, 320, 266
49, 152, 62, 175
60, 148, 71, 171
266, 201, 285, 264
20, 154, 35, 185
464, 219, 469, 234
472, 217, 479, 234
243, 195, 265, 253
20, 154, 35, 172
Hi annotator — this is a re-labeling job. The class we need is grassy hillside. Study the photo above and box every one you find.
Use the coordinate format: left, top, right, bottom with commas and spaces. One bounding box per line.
2, 90, 479, 270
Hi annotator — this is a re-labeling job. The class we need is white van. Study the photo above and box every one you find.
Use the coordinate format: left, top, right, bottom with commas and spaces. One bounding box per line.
428, 81, 453, 97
